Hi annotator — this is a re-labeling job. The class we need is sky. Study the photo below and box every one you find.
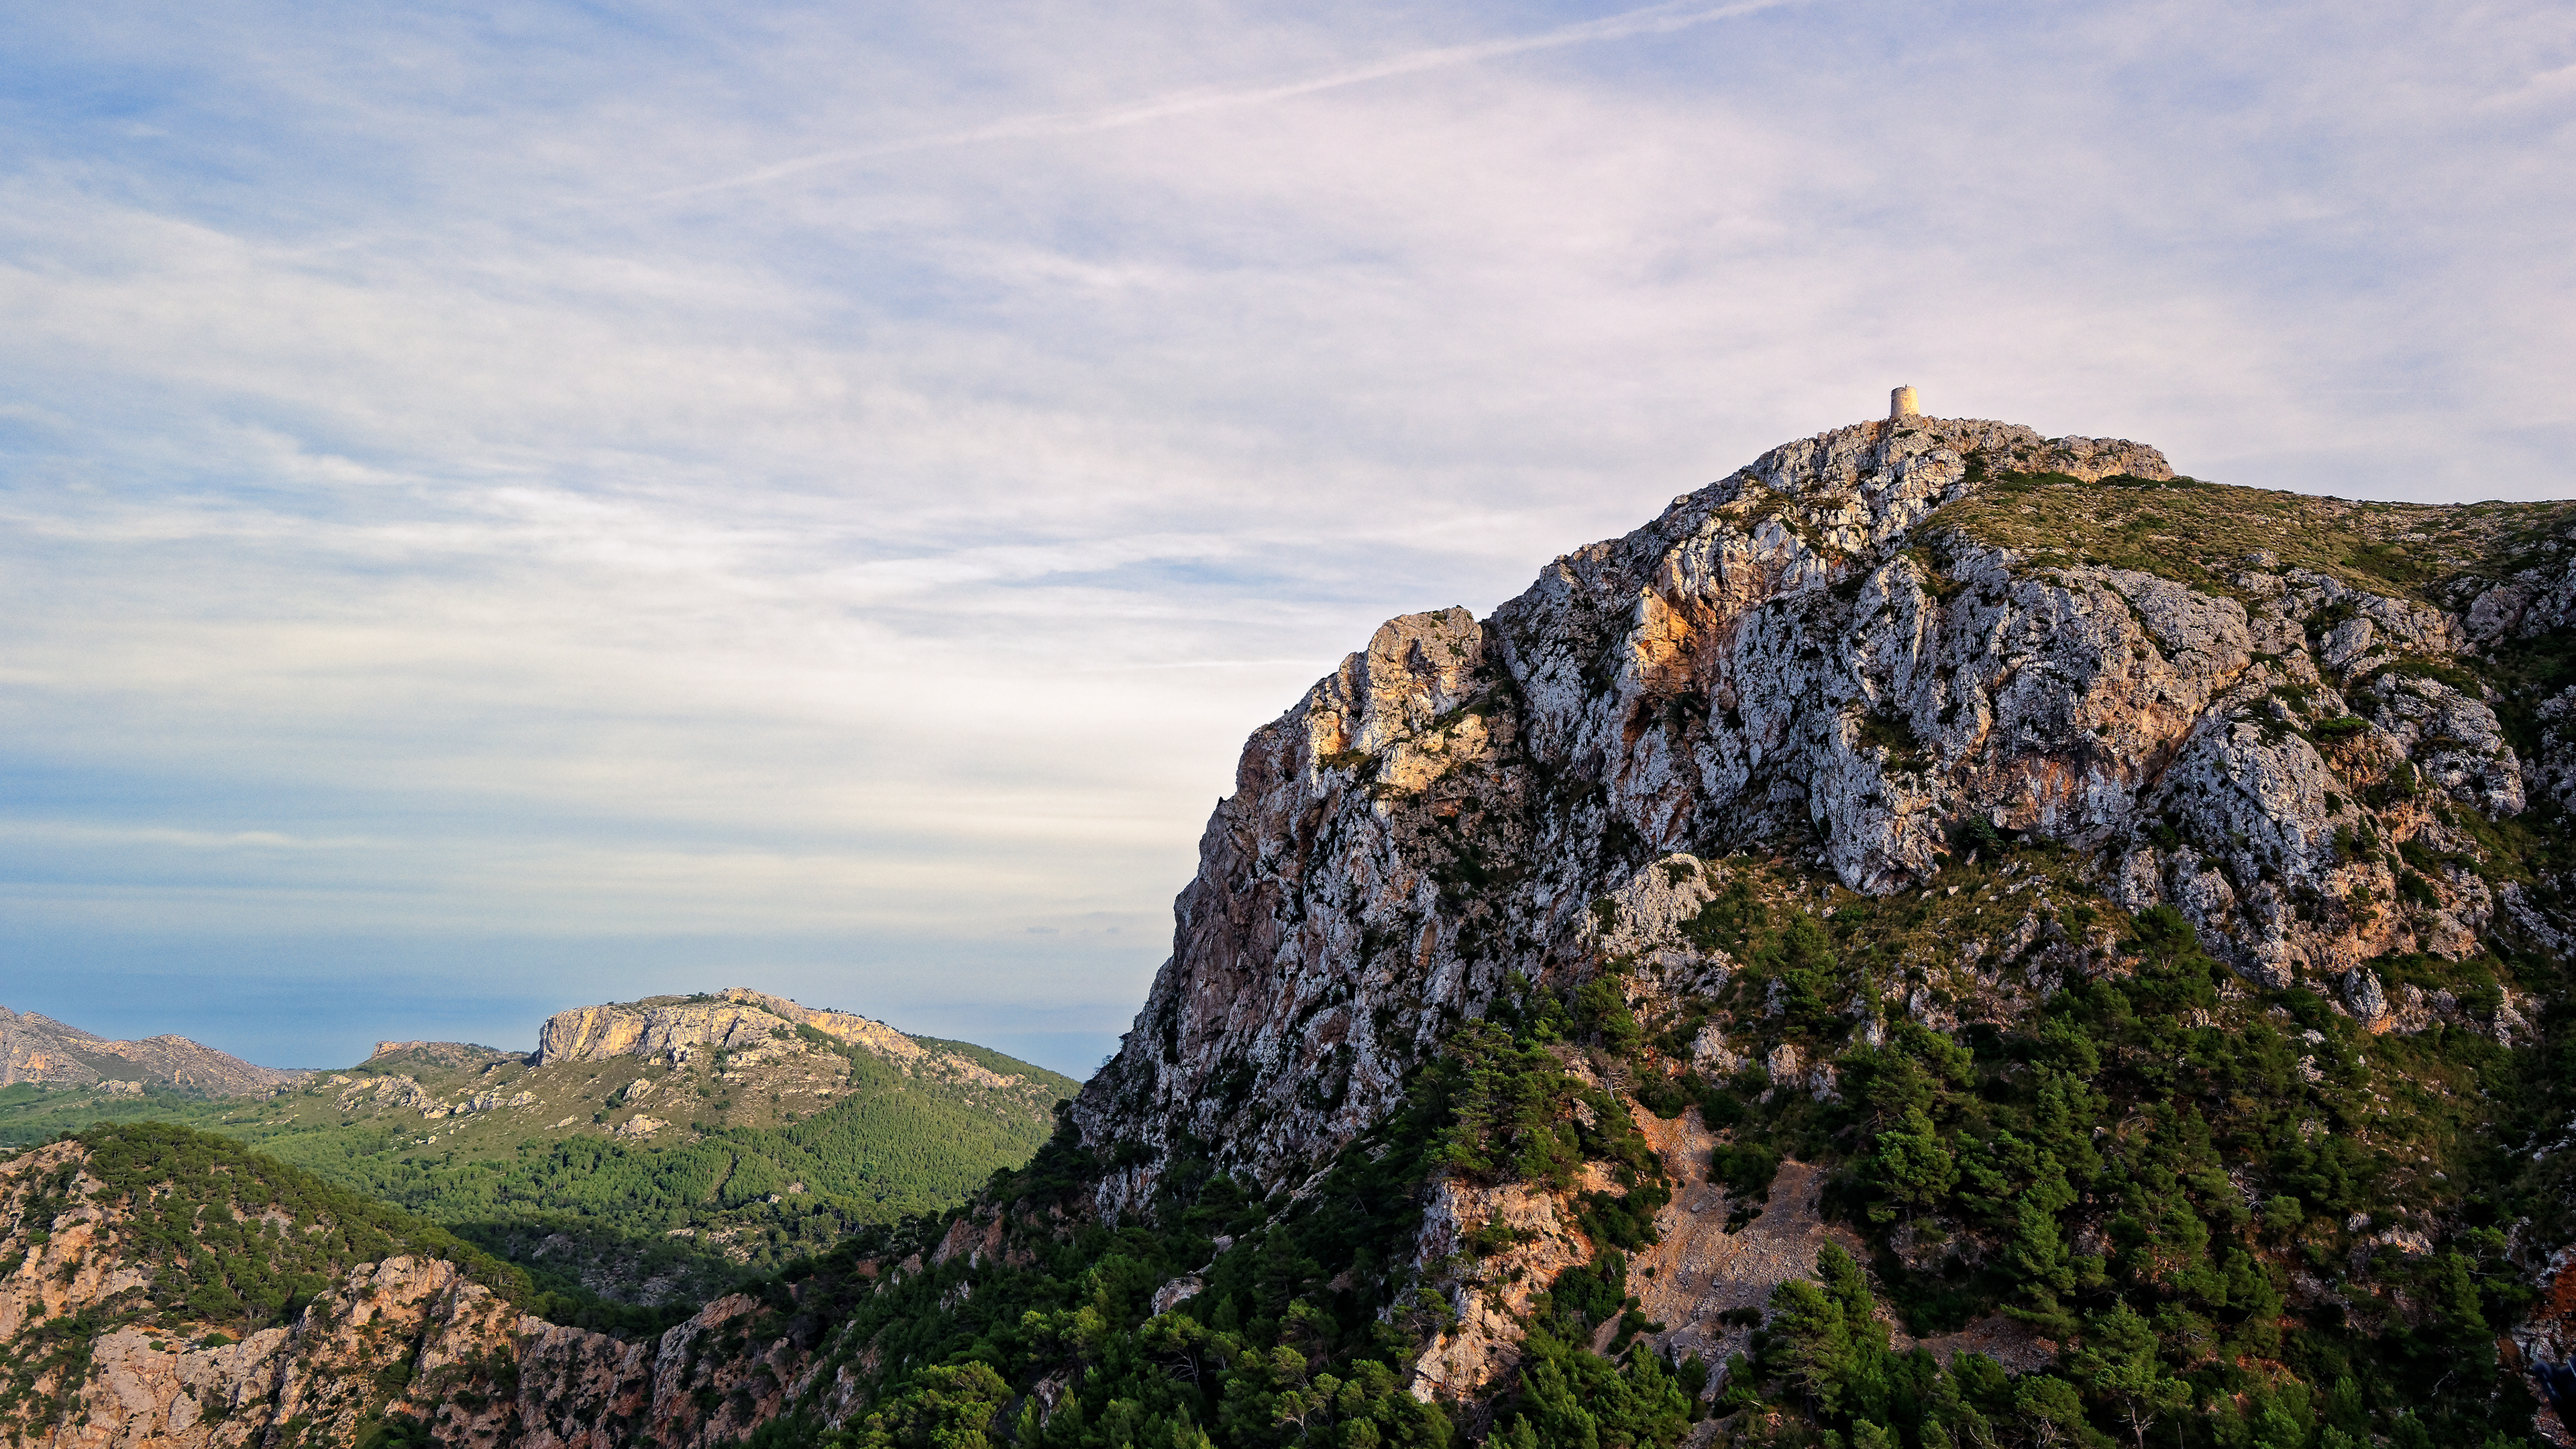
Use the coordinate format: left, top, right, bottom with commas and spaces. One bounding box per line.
1, 0, 2570, 1078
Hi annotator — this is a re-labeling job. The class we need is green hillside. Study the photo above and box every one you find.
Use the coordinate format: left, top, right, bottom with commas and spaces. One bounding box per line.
0, 1019, 1078, 1311
0, 1082, 218, 1144
729, 881, 2565, 1449
0, 1122, 531, 1438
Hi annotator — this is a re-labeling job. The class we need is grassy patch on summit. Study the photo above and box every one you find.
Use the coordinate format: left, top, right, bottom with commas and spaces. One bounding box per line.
1937, 468, 2576, 602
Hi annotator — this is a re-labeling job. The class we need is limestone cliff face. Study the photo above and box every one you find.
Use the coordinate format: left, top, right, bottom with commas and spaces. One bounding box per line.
536, 989, 859, 1067
1071, 417, 2551, 1199
2463, 547, 2576, 822
535, 987, 1028, 1091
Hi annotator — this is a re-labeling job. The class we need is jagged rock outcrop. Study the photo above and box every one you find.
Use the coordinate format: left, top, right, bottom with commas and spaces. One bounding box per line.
1071, 415, 2552, 1197
0, 1007, 305, 1095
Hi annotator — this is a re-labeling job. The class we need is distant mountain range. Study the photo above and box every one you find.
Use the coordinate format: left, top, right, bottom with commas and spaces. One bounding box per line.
0, 986, 1079, 1312
0, 1003, 305, 1096
0, 986, 1061, 1114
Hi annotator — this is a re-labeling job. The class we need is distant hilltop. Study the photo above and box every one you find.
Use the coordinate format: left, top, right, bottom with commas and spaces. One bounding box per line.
362, 1040, 521, 1073
0, 1004, 307, 1097
3, 986, 1059, 1110
294, 987, 1075, 1153
535, 986, 1040, 1091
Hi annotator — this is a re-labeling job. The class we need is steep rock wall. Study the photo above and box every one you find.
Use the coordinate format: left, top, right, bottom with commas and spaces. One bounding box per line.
1071, 417, 2535, 1199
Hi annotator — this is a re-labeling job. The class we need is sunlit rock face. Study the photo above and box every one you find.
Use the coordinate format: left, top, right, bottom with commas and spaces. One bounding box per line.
1071, 415, 2542, 1197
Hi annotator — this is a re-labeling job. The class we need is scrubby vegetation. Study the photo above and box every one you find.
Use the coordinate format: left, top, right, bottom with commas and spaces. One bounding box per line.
712, 813, 2569, 1449
0, 1124, 526, 1438
0, 1081, 225, 1146
1941, 462, 2576, 608
740, 1110, 1460, 1448
279, 1046, 1069, 1289
1615, 845, 2565, 1447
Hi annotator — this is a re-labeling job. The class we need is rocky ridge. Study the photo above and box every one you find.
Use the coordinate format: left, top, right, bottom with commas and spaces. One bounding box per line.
227, 987, 1068, 1155
537, 987, 1036, 1093
0, 1008, 304, 1097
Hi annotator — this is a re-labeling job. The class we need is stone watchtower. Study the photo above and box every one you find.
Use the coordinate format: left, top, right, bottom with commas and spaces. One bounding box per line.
1889, 384, 1920, 420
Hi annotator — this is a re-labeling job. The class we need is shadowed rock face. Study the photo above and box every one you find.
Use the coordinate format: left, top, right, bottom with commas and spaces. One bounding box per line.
1069, 416, 2557, 1201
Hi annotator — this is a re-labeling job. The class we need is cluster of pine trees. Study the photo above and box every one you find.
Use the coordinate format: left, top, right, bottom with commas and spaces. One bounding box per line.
751, 859, 2561, 1448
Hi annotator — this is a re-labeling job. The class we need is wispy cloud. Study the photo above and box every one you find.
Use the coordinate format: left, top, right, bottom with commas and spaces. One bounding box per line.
641, 0, 1808, 200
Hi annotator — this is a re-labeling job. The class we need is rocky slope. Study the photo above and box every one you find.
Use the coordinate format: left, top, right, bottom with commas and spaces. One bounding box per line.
1024, 411, 2576, 1441
0, 1008, 304, 1097
0, 1128, 816, 1449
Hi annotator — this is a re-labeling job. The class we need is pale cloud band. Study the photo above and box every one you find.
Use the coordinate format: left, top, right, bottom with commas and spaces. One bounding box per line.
0, 0, 2568, 1073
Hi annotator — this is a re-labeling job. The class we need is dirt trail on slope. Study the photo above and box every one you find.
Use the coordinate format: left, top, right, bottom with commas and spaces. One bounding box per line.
1621, 1108, 1860, 1368
1622, 1107, 2052, 1377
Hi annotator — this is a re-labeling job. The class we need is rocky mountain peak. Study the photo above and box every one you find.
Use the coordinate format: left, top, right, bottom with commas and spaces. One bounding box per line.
533, 987, 1045, 1094
1071, 417, 2567, 1203
1717, 415, 2170, 557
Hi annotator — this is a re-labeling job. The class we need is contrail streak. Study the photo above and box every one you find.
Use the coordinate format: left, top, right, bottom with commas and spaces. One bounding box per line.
642, 0, 1803, 201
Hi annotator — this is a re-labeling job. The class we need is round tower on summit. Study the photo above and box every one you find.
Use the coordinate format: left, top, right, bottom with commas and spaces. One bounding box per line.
1889, 385, 1920, 420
